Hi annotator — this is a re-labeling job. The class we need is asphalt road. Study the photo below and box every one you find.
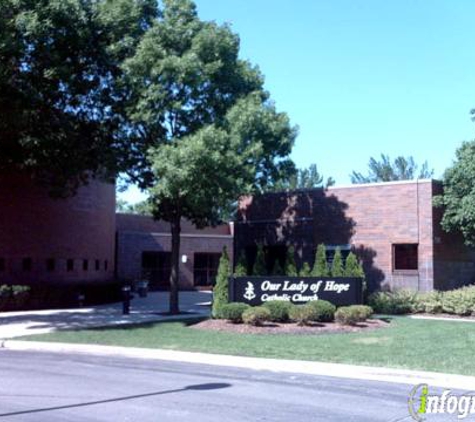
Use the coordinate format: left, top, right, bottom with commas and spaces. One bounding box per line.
0, 350, 448, 422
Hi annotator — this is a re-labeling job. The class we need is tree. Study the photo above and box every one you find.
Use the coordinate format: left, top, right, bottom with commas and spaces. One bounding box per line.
116, 198, 153, 215
0, 0, 157, 195
269, 164, 335, 191
127, 1, 296, 313
434, 141, 475, 246
285, 246, 298, 277
252, 244, 267, 276
311, 244, 329, 277
211, 247, 230, 318
350, 154, 434, 184
331, 247, 344, 277
299, 262, 312, 277
272, 260, 285, 276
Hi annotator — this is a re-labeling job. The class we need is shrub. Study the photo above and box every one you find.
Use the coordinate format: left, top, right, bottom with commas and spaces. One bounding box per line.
441, 286, 475, 316
285, 246, 298, 277
351, 305, 373, 320
299, 262, 312, 277
330, 248, 344, 277
212, 247, 231, 318
263, 300, 293, 322
414, 291, 442, 314
242, 306, 271, 326
289, 303, 318, 326
335, 305, 371, 325
368, 290, 418, 314
233, 252, 247, 277
272, 260, 285, 276
306, 300, 336, 322
311, 244, 329, 277
219, 302, 250, 323
344, 252, 364, 278
252, 244, 267, 276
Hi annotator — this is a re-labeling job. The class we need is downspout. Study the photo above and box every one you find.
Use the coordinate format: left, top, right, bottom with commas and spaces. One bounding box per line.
416, 179, 420, 291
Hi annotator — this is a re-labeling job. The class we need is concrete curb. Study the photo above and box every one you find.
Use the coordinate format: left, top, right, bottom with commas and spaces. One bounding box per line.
2, 340, 475, 390
410, 315, 475, 323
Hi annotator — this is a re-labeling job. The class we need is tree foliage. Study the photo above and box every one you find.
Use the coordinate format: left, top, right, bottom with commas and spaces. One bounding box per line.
344, 252, 364, 278
350, 154, 434, 184
269, 163, 334, 191
285, 246, 298, 277
125, 0, 296, 312
252, 244, 267, 276
0, 0, 157, 194
212, 247, 231, 318
311, 244, 329, 277
233, 252, 247, 277
434, 141, 475, 246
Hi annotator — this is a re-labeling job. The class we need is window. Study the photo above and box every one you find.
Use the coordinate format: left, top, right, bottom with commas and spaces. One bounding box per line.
95, 259, 100, 271
22, 258, 32, 272
393, 244, 418, 271
46, 258, 55, 272
104, 260, 108, 271
67, 259, 74, 272
194, 253, 221, 286
83, 259, 89, 271
142, 251, 172, 288
0, 258, 5, 272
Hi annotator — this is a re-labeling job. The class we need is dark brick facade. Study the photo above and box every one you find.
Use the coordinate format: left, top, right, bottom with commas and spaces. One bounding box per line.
116, 214, 233, 289
0, 172, 116, 286
236, 180, 475, 292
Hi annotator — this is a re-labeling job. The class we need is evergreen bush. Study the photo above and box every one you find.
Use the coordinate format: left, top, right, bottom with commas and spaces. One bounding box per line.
242, 306, 271, 326
212, 247, 231, 318
335, 305, 371, 325
219, 302, 250, 323
330, 247, 344, 277
263, 300, 293, 322
306, 300, 336, 322
252, 244, 267, 276
299, 262, 312, 277
289, 303, 318, 326
311, 244, 329, 277
285, 246, 298, 277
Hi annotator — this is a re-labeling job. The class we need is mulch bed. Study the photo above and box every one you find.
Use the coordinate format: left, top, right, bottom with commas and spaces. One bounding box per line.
191, 318, 389, 335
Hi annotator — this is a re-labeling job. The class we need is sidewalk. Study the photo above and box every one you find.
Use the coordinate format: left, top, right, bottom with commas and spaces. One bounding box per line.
0, 291, 211, 339
3, 339, 475, 391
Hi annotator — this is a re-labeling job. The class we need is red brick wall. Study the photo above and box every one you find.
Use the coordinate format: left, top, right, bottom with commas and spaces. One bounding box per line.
116, 214, 233, 289
236, 180, 473, 292
0, 172, 116, 285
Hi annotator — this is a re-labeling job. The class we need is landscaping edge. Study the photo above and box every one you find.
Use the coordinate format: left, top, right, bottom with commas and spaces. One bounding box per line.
2, 339, 475, 390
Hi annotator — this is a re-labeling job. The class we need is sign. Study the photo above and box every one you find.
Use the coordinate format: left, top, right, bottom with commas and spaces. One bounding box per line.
229, 276, 363, 306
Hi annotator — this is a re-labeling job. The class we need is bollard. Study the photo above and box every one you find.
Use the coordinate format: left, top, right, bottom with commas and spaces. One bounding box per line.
122, 285, 131, 315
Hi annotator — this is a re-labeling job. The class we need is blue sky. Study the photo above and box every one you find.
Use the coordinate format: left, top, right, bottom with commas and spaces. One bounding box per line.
119, 0, 475, 203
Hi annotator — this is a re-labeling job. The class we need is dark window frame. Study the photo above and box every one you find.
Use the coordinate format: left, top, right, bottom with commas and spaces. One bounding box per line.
83, 259, 89, 271
67, 259, 74, 272
46, 258, 55, 272
22, 257, 32, 272
0, 258, 5, 272
193, 252, 222, 286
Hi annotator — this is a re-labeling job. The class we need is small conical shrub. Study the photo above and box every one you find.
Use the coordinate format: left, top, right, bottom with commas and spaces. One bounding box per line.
273, 260, 285, 275
331, 247, 344, 277
344, 252, 364, 278
311, 244, 330, 277
285, 246, 298, 277
299, 262, 312, 277
252, 243, 267, 276
212, 247, 231, 318
233, 252, 247, 277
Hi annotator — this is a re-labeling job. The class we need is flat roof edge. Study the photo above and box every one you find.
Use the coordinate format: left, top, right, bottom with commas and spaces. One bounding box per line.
327, 179, 437, 191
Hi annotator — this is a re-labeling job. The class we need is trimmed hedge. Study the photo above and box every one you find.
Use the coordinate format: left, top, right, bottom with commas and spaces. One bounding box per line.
289, 303, 318, 326
242, 306, 271, 326
263, 300, 293, 322
219, 303, 250, 323
368, 290, 418, 314
335, 305, 373, 325
306, 300, 336, 322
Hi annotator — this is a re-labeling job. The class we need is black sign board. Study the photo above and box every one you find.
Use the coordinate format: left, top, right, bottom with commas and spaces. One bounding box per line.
229, 277, 363, 307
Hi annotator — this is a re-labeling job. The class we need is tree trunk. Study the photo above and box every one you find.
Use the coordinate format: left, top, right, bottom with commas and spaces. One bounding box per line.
169, 216, 181, 314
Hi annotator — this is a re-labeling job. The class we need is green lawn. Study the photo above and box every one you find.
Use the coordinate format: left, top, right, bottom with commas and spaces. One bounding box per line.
21, 316, 475, 376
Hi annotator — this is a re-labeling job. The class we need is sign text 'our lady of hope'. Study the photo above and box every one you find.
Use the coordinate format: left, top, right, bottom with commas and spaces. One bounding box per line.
229, 277, 364, 306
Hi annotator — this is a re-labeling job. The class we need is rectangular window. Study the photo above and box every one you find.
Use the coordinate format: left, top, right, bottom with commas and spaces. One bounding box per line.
104, 260, 108, 271
193, 253, 222, 286
95, 259, 100, 271
393, 244, 418, 271
142, 251, 172, 288
67, 259, 74, 272
46, 258, 55, 272
83, 259, 89, 271
22, 257, 32, 272
0, 258, 5, 272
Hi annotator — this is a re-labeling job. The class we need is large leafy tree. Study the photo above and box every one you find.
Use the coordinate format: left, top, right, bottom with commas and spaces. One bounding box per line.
269, 163, 334, 191
351, 154, 434, 184
125, 0, 296, 313
0, 0, 157, 194
434, 141, 475, 246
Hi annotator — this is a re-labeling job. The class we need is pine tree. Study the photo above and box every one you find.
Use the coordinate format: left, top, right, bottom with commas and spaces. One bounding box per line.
299, 262, 312, 277
212, 247, 231, 318
252, 244, 267, 276
285, 246, 298, 276
331, 247, 344, 277
344, 252, 364, 277
233, 252, 247, 277
311, 244, 329, 277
